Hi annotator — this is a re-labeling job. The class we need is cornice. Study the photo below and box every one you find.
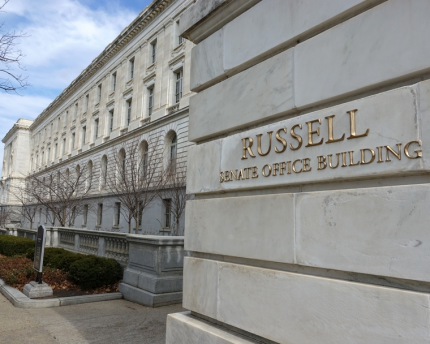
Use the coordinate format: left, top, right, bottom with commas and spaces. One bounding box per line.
29, 0, 175, 131
2, 123, 31, 144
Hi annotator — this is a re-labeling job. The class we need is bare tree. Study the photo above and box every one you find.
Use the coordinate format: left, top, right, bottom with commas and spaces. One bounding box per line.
26, 164, 92, 227
0, 0, 30, 93
106, 136, 165, 234
161, 158, 191, 235
10, 181, 37, 229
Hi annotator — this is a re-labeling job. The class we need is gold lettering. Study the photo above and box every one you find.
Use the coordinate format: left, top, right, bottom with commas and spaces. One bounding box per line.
272, 163, 280, 176
224, 171, 230, 182
348, 151, 360, 166
231, 169, 238, 180
325, 115, 345, 144
404, 140, 423, 159
341, 152, 347, 167
317, 155, 327, 170
360, 148, 375, 165
262, 164, 272, 177
385, 143, 402, 162
280, 162, 286, 175
305, 119, 324, 147
287, 161, 292, 174
303, 158, 312, 172
328, 153, 340, 169
292, 159, 302, 173
275, 128, 287, 153
347, 109, 369, 139
251, 166, 258, 178
219, 172, 224, 183
377, 146, 383, 163
242, 137, 256, 160
289, 124, 303, 150
244, 167, 250, 179
238, 169, 245, 180
257, 132, 273, 156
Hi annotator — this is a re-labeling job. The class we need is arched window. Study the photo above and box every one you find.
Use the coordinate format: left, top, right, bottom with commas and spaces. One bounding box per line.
119, 149, 126, 177
139, 141, 148, 178
170, 134, 177, 162
86, 160, 93, 191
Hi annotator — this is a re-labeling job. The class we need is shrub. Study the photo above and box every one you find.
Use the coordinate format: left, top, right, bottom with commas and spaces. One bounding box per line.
0, 236, 35, 257
68, 255, 121, 290
26, 247, 86, 272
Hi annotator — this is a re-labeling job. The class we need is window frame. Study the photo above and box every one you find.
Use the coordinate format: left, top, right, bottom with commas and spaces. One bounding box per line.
175, 69, 183, 104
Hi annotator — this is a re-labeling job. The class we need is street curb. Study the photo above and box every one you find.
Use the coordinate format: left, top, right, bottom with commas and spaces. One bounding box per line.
0, 278, 123, 309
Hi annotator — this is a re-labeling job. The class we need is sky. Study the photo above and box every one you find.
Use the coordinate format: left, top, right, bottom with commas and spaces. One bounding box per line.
0, 0, 152, 174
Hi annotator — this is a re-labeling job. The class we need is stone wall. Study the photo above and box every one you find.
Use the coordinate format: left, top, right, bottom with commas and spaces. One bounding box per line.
167, 0, 430, 343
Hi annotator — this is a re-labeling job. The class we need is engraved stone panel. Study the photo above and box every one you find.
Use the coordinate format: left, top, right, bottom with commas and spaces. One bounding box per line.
188, 85, 427, 195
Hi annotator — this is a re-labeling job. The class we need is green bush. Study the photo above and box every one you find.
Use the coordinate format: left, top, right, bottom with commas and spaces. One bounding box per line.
68, 255, 121, 290
26, 247, 86, 272
0, 236, 35, 257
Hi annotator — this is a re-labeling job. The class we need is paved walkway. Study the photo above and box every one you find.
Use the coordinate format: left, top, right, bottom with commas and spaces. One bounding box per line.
0, 292, 184, 344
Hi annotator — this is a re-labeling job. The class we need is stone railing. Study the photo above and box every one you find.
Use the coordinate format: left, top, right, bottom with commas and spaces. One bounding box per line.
2, 226, 129, 266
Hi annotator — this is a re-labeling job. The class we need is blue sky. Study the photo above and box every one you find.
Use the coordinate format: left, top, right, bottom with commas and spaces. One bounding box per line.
0, 0, 152, 173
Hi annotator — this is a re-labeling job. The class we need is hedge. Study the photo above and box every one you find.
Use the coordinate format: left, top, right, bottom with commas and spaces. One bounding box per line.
68, 256, 121, 290
26, 246, 121, 289
0, 236, 35, 257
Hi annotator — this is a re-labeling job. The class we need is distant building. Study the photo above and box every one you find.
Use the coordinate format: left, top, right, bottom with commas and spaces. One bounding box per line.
0, 0, 194, 234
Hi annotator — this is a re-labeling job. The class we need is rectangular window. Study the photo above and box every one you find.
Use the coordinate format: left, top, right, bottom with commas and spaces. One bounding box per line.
175, 69, 183, 103
47, 148, 50, 164
85, 94, 89, 111
97, 203, 103, 226
57, 117, 61, 131
74, 103, 78, 119
50, 123, 53, 136
65, 111, 68, 126
148, 88, 154, 116
83, 204, 88, 226
82, 126, 86, 145
114, 202, 121, 226
54, 143, 57, 159
94, 119, 99, 140
51, 209, 55, 226
126, 99, 132, 125
177, 20, 183, 45
39, 208, 42, 223
62, 138, 66, 156
45, 208, 48, 224
72, 133, 75, 150
97, 84, 102, 103
109, 110, 114, 132
112, 73, 117, 92
71, 207, 76, 226
41, 151, 44, 165
138, 201, 143, 227
151, 40, 157, 64
129, 59, 135, 79
164, 199, 171, 228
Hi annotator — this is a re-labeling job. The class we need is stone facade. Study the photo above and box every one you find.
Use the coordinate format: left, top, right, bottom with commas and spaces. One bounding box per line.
0, 0, 195, 234
167, 0, 430, 343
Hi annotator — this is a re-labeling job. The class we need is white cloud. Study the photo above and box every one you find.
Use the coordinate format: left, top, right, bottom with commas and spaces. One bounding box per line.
0, 0, 139, 174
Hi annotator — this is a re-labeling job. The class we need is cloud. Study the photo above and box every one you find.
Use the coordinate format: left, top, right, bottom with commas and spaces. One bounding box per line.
0, 0, 140, 174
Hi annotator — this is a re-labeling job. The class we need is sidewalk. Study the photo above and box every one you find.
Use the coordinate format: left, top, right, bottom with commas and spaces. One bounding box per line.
0, 292, 184, 344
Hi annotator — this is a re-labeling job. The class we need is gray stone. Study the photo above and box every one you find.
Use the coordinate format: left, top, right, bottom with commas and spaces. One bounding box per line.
23, 281, 53, 299
189, 49, 295, 142
118, 283, 182, 308
119, 235, 185, 307
166, 312, 256, 344
295, 0, 430, 108
185, 194, 295, 264
183, 258, 430, 344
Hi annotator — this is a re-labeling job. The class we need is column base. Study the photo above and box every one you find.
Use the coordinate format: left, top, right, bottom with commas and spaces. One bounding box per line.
166, 311, 257, 344
118, 283, 182, 307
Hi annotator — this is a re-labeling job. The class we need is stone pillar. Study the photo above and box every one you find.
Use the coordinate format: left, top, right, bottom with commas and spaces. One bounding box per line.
119, 235, 184, 307
51, 228, 59, 247
167, 0, 430, 343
